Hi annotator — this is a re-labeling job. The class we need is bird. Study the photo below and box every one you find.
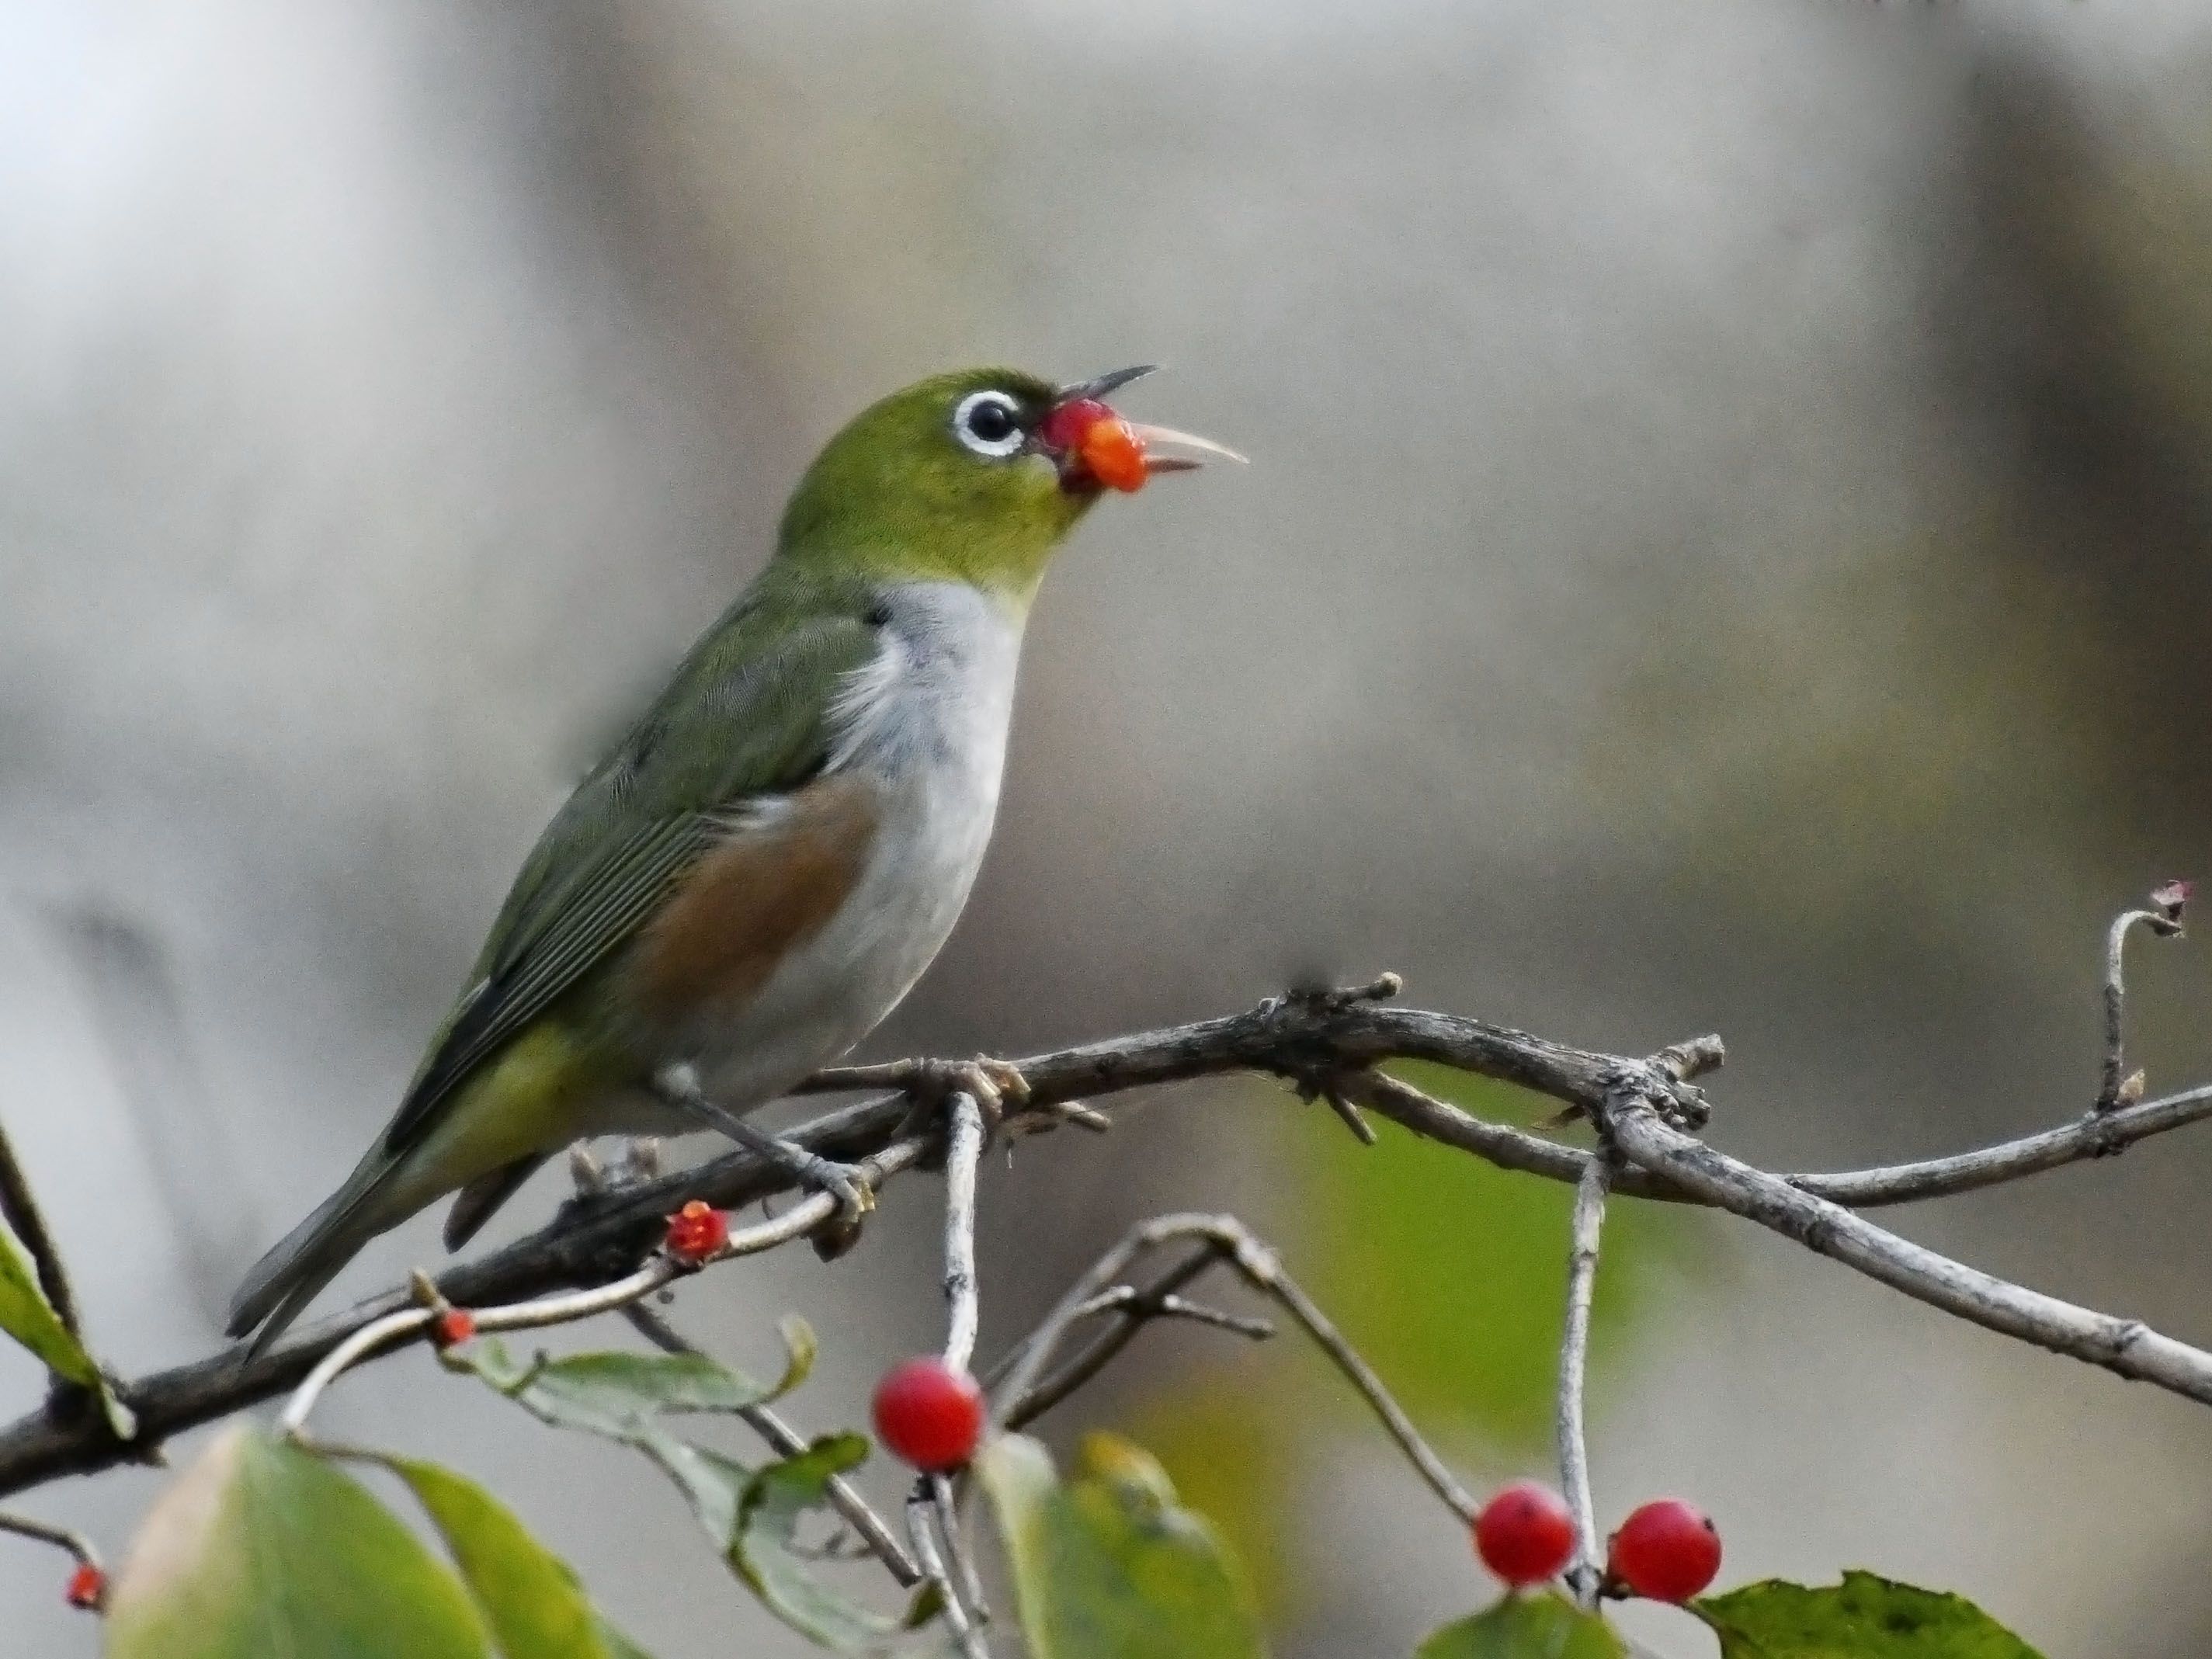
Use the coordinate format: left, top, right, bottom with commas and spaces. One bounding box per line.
226, 364, 1238, 1350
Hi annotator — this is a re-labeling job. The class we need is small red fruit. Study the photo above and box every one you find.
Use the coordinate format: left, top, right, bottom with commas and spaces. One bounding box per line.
665, 1200, 730, 1264
1472, 1480, 1577, 1587
1608, 1499, 1721, 1602
1079, 417, 1150, 492
1037, 396, 1113, 453
433, 1308, 477, 1348
871, 1356, 986, 1472
64, 1562, 105, 1612
1037, 397, 1150, 492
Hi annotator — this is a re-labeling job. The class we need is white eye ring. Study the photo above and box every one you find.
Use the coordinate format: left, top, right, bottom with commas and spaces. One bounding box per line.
951, 390, 1026, 458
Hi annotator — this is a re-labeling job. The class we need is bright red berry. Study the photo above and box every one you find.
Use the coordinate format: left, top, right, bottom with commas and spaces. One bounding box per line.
433, 1309, 477, 1348
665, 1200, 729, 1264
64, 1562, 105, 1612
1472, 1480, 1577, 1586
871, 1356, 986, 1472
1608, 1499, 1721, 1602
1037, 396, 1113, 453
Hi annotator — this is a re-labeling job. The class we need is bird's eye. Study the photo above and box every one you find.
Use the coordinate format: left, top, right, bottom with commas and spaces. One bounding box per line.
951, 390, 1026, 458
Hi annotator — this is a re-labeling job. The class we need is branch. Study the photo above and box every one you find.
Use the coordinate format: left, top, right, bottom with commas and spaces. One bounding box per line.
9, 976, 2212, 1496
2097, 880, 2189, 1112
1556, 1153, 1611, 1609
1597, 1084, 2212, 1404
991, 1213, 1479, 1524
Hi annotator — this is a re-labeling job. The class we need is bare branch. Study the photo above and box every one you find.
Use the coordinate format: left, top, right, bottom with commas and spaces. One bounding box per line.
1556, 1154, 1612, 1609
2097, 881, 2189, 1113
9, 979, 2212, 1496
992, 1214, 1479, 1523
908, 1482, 989, 1659
942, 1093, 985, 1374
1599, 1085, 2212, 1406
993, 1244, 1228, 1432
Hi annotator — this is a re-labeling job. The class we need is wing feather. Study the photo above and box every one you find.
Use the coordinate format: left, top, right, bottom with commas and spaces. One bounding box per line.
380, 600, 880, 1157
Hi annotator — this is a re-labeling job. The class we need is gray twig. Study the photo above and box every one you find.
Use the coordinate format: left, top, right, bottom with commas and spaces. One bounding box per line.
2097, 881, 2189, 1113
1556, 1154, 1612, 1609
942, 1093, 985, 1374
1599, 1083, 2212, 1404
992, 1214, 1478, 1524
907, 1484, 989, 1659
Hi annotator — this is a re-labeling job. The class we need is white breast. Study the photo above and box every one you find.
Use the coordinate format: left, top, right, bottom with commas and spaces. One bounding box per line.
686, 580, 1025, 1109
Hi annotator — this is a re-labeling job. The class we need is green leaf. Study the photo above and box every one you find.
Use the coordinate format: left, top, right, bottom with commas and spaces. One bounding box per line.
731, 1433, 907, 1654
444, 1323, 810, 1440
356, 1451, 651, 1659
103, 1426, 490, 1658
979, 1430, 1268, 1659
0, 1212, 134, 1439
1415, 1593, 1626, 1658
1697, 1573, 2047, 1657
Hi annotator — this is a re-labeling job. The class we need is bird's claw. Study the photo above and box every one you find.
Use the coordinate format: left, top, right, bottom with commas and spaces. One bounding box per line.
897, 1055, 1031, 1141
792, 1151, 874, 1227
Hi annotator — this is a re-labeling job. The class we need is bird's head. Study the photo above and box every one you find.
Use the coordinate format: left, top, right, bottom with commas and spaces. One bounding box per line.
776, 366, 1238, 602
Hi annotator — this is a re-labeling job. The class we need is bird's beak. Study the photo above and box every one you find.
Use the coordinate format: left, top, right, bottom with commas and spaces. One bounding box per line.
1040, 366, 1248, 494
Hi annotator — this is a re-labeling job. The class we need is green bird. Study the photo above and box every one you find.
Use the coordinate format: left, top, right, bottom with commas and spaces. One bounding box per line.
228, 366, 1237, 1348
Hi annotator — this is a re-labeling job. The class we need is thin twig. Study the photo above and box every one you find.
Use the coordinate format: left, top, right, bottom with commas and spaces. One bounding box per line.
621, 1303, 921, 1588
1599, 1083, 2212, 1406
0, 1117, 85, 1410
932, 1472, 988, 1620
1556, 1154, 1611, 1609
993, 1214, 1479, 1522
2097, 882, 2189, 1113
907, 1484, 989, 1659
991, 1245, 1228, 1431
942, 1093, 985, 1374
0, 1509, 100, 1572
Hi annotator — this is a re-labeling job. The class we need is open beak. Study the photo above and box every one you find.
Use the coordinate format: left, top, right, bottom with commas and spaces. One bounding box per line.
1042, 366, 1247, 494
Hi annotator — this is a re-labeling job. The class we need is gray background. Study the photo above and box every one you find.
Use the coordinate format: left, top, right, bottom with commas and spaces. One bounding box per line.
5, 1, 2212, 1652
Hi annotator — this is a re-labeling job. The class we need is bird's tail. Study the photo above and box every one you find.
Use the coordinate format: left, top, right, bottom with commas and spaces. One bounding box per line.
225, 1149, 403, 1355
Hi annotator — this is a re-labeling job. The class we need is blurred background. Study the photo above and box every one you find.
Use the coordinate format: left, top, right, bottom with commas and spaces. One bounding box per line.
6, 0, 2212, 1651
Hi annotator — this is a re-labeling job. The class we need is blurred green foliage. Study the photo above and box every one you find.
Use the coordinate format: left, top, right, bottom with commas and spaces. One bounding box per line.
1299, 1064, 1684, 1445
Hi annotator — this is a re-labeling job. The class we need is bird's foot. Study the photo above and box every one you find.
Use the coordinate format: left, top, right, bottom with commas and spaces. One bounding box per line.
783, 1148, 875, 1229
894, 1055, 1032, 1141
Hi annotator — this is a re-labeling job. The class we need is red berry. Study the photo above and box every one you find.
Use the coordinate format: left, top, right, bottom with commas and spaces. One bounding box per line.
1608, 1499, 1721, 1602
1472, 1480, 1577, 1587
433, 1309, 477, 1348
665, 1200, 729, 1264
1080, 418, 1150, 492
64, 1562, 105, 1612
871, 1356, 986, 1472
1037, 396, 1113, 453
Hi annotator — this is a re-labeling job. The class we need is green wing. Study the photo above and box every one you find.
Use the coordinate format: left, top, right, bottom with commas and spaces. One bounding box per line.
383, 597, 880, 1155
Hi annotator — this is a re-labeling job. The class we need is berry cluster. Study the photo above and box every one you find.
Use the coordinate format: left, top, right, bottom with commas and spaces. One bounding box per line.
1471, 1482, 1721, 1604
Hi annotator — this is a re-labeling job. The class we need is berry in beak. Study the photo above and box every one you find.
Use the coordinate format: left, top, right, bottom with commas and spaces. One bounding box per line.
1041, 368, 1247, 494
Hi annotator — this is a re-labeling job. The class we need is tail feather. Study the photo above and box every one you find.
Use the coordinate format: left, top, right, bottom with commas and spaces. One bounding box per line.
227, 1154, 400, 1352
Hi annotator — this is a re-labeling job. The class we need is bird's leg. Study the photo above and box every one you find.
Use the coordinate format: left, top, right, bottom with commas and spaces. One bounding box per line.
651, 1066, 873, 1228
